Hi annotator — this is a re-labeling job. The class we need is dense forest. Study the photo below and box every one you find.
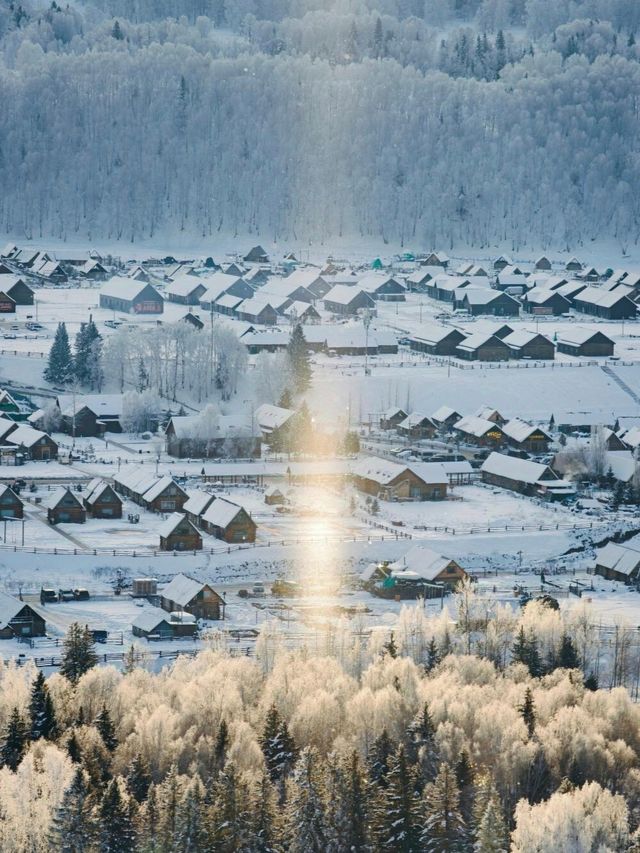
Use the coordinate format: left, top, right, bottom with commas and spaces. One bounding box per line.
0, 0, 638, 249
3, 597, 640, 850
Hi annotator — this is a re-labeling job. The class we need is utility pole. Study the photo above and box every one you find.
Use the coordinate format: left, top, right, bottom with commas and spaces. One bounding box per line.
363, 308, 372, 376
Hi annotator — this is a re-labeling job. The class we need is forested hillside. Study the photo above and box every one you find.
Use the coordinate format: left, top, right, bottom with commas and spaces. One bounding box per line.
0, 0, 638, 249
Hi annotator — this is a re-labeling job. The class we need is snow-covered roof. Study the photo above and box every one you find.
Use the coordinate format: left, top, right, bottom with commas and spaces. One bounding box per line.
605, 451, 636, 483
0, 591, 37, 630
596, 542, 640, 577
142, 476, 179, 503
460, 289, 507, 306
481, 452, 556, 485
574, 286, 636, 308
389, 545, 459, 581
474, 405, 503, 421
6, 424, 48, 448
132, 607, 172, 633
201, 498, 246, 528
283, 301, 319, 318
100, 277, 159, 301
351, 457, 409, 485
56, 394, 123, 419
456, 332, 504, 351
432, 405, 460, 423
236, 296, 278, 316
161, 573, 206, 606
453, 415, 501, 438
555, 327, 613, 346
158, 512, 195, 539
164, 274, 207, 298
382, 406, 406, 420
502, 418, 550, 444
183, 490, 216, 516
255, 404, 295, 432
0, 417, 17, 441
357, 274, 404, 293
84, 480, 116, 505
323, 285, 373, 306
523, 288, 568, 306
261, 278, 313, 300
503, 330, 553, 349
43, 487, 82, 510
281, 269, 325, 288
410, 323, 460, 346
398, 412, 434, 429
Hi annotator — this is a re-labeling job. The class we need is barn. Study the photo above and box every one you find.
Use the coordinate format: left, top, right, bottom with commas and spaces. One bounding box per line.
351, 457, 447, 501
503, 330, 555, 360
100, 279, 164, 314
407, 325, 466, 355
556, 329, 615, 358
455, 333, 512, 362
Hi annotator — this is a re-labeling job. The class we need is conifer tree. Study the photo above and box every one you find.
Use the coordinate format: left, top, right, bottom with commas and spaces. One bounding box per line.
209, 762, 253, 852
278, 387, 292, 409
261, 705, 298, 783
475, 789, 508, 853
60, 622, 98, 685
368, 728, 395, 789
66, 730, 82, 764
95, 705, 117, 752
519, 687, 536, 739
74, 319, 102, 386
214, 718, 229, 772
45, 322, 73, 384
425, 637, 440, 672
558, 633, 579, 670
422, 762, 466, 852
325, 751, 372, 852
406, 701, 439, 785
156, 766, 184, 848
0, 707, 28, 771
177, 777, 207, 852
455, 749, 475, 829
374, 747, 422, 852
136, 783, 159, 851
126, 753, 151, 803
383, 631, 398, 658
285, 748, 328, 853
287, 324, 311, 394
50, 766, 97, 852
29, 669, 58, 741
99, 778, 135, 853
250, 773, 281, 853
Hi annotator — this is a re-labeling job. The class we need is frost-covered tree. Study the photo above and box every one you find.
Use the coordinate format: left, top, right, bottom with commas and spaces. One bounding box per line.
29, 670, 58, 741
422, 762, 466, 852
50, 766, 97, 852
0, 707, 28, 771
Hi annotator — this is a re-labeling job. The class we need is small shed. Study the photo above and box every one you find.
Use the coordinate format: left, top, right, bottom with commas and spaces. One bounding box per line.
264, 486, 286, 505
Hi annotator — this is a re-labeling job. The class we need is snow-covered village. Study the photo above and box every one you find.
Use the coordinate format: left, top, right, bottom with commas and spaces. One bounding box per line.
1, 0, 640, 850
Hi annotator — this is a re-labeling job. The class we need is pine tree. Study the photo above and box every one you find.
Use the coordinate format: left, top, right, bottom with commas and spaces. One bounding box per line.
475, 789, 508, 853
99, 778, 135, 853
95, 705, 117, 752
137, 358, 149, 392
136, 783, 159, 851
29, 669, 57, 741
422, 762, 466, 852
0, 707, 28, 771
66, 730, 82, 764
112, 19, 124, 39
261, 705, 297, 783
126, 753, 151, 803
548, 413, 555, 431
287, 324, 311, 394
60, 622, 98, 685
249, 773, 281, 853
177, 777, 207, 852
454, 749, 475, 828
209, 762, 253, 852
406, 702, 439, 785
74, 320, 102, 386
368, 728, 395, 788
156, 767, 184, 849
326, 751, 371, 852
50, 766, 97, 852
278, 387, 293, 409
372, 16, 384, 58
214, 718, 229, 772
45, 322, 73, 384
425, 637, 440, 672
519, 687, 536, 738
558, 633, 579, 670
374, 747, 422, 852
285, 748, 328, 853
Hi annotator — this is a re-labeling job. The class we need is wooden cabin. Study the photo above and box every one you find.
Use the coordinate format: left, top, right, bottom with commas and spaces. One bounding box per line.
159, 513, 203, 551
161, 573, 226, 620
45, 488, 86, 524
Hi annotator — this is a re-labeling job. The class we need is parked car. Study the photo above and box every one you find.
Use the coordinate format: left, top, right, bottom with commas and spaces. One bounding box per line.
58, 588, 75, 602
73, 588, 90, 601
40, 588, 58, 604
91, 629, 108, 644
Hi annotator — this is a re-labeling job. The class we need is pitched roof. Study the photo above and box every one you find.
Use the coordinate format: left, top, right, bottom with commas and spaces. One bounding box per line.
432, 405, 460, 423
84, 480, 118, 505
503, 330, 553, 350
43, 487, 83, 510
574, 286, 636, 308
255, 404, 295, 432
142, 476, 182, 503
596, 542, 640, 577
164, 274, 207, 298
6, 424, 49, 448
398, 412, 434, 429
456, 332, 506, 351
502, 418, 551, 444
0, 591, 38, 630
161, 573, 206, 606
389, 545, 459, 581
183, 490, 216, 516
323, 285, 373, 306
556, 327, 614, 346
481, 451, 556, 484
158, 512, 196, 539
100, 277, 160, 301
201, 498, 246, 528
454, 415, 501, 438
132, 607, 172, 632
